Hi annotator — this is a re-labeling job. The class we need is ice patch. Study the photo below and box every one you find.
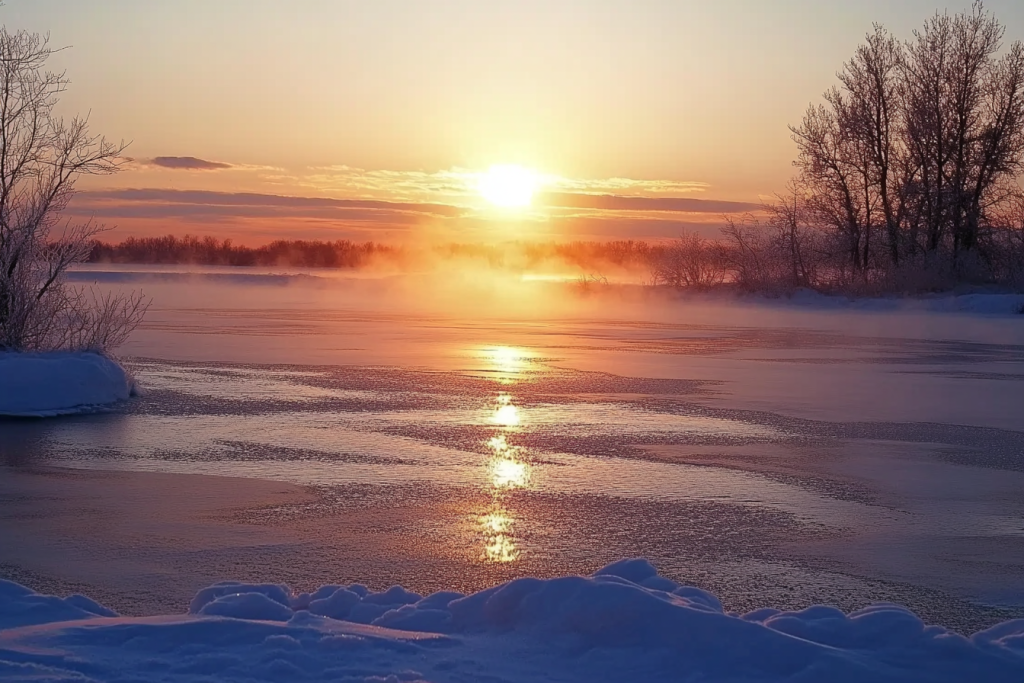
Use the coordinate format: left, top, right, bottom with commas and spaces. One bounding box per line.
1, 560, 1023, 681
0, 352, 134, 416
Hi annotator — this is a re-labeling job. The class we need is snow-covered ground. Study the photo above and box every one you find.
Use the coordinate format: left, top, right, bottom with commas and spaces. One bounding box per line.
0, 352, 134, 416
753, 288, 1024, 315
2, 559, 1023, 683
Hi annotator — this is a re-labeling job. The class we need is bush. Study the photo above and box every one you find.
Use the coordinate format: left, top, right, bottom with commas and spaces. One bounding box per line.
651, 233, 726, 290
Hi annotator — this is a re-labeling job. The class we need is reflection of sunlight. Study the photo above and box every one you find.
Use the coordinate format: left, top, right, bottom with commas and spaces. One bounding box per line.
490, 393, 521, 426
484, 534, 519, 563
476, 390, 532, 564
480, 511, 519, 563
479, 346, 532, 384
492, 404, 520, 426
481, 512, 512, 534
487, 436, 512, 456
486, 420, 531, 489
491, 457, 530, 489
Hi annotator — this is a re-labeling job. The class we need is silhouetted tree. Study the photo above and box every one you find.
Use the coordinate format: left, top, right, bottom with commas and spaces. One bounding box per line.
651, 232, 726, 290
787, 1, 1024, 284
0, 27, 146, 351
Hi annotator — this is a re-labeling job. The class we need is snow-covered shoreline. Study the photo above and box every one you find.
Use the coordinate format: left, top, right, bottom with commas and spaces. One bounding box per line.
747, 288, 1024, 316
0, 352, 134, 416
2, 559, 1023, 682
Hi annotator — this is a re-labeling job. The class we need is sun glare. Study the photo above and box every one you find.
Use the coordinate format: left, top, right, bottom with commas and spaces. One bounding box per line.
479, 345, 531, 383
491, 458, 530, 489
477, 165, 539, 208
490, 393, 521, 426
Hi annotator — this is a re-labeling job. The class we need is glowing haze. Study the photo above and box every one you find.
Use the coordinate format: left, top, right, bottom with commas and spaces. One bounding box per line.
5, 0, 1023, 244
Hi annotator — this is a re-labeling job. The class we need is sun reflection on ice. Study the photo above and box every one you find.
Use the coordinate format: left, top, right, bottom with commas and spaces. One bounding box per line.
490, 393, 521, 426
478, 346, 533, 384
477, 394, 533, 564
480, 509, 519, 562
485, 411, 531, 489
491, 455, 530, 489
482, 522, 520, 563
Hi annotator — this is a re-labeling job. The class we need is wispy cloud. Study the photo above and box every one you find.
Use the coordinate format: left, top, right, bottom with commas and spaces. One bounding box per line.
296, 166, 716, 205
298, 166, 477, 202
131, 156, 286, 173
548, 177, 711, 196
139, 156, 233, 171
69, 189, 464, 226
540, 193, 759, 214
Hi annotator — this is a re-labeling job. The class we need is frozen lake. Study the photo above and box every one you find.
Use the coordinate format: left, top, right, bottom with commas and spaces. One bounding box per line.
2, 265, 1024, 632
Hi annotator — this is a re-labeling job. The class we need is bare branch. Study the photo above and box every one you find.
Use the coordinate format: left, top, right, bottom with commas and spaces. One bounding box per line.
0, 26, 141, 352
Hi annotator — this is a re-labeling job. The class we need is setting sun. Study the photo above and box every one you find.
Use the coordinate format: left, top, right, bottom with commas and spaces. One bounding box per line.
477, 165, 539, 208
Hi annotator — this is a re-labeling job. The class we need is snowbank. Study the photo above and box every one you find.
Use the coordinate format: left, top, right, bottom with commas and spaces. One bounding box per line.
0, 352, 134, 417
752, 288, 1024, 315
1, 559, 1022, 682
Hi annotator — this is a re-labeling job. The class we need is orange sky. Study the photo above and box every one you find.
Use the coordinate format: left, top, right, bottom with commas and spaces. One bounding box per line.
6, 0, 1024, 244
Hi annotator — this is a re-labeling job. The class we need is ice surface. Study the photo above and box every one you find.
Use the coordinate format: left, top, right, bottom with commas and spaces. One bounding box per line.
0, 352, 134, 416
2, 560, 1023, 682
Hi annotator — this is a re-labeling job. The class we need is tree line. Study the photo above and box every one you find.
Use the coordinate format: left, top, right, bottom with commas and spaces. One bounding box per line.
89, 234, 397, 269
87, 235, 663, 273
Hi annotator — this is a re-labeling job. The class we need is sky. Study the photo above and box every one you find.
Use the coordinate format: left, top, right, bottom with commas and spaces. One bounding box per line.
5, 0, 1024, 244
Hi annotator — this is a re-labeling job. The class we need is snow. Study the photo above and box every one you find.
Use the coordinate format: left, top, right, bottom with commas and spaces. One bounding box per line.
2, 560, 1023, 682
0, 352, 134, 416
752, 288, 1024, 315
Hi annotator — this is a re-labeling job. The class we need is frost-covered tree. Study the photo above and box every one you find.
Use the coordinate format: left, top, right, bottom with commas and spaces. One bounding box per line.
651, 232, 726, 290
0, 27, 146, 352
787, 1, 1024, 284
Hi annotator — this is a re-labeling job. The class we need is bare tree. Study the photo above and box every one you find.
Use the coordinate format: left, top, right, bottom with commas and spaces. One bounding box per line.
0, 27, 147, 352
903, 2, 1024, 260
841, 25, 906, 265
785, 1, 1024, 284
720, 214, 771, 290
987, 188, 1024, 288
651, 231, 726, 290
763, 185, 815, 288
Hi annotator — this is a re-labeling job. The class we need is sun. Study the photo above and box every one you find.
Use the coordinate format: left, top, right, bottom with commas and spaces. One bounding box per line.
477, 165, 539, 209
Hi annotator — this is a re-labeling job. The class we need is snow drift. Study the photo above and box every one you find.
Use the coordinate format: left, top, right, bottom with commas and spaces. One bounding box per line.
0, 352, 134, 416
1, 560, 1023, 682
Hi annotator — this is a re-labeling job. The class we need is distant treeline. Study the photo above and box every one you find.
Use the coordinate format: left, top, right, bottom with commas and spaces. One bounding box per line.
87, 234, 667, 273
89, 235, 397, 269
86, 228, 1024, 295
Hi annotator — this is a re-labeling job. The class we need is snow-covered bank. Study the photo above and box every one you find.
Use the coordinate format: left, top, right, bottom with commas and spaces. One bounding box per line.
754, 288, 1024, 316
652, 287, 1024, 316
0, 352, 134, 417
2, 560, 1022, 683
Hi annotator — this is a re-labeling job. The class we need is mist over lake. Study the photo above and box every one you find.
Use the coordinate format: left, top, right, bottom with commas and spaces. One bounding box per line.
3, 266, 1022, 637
